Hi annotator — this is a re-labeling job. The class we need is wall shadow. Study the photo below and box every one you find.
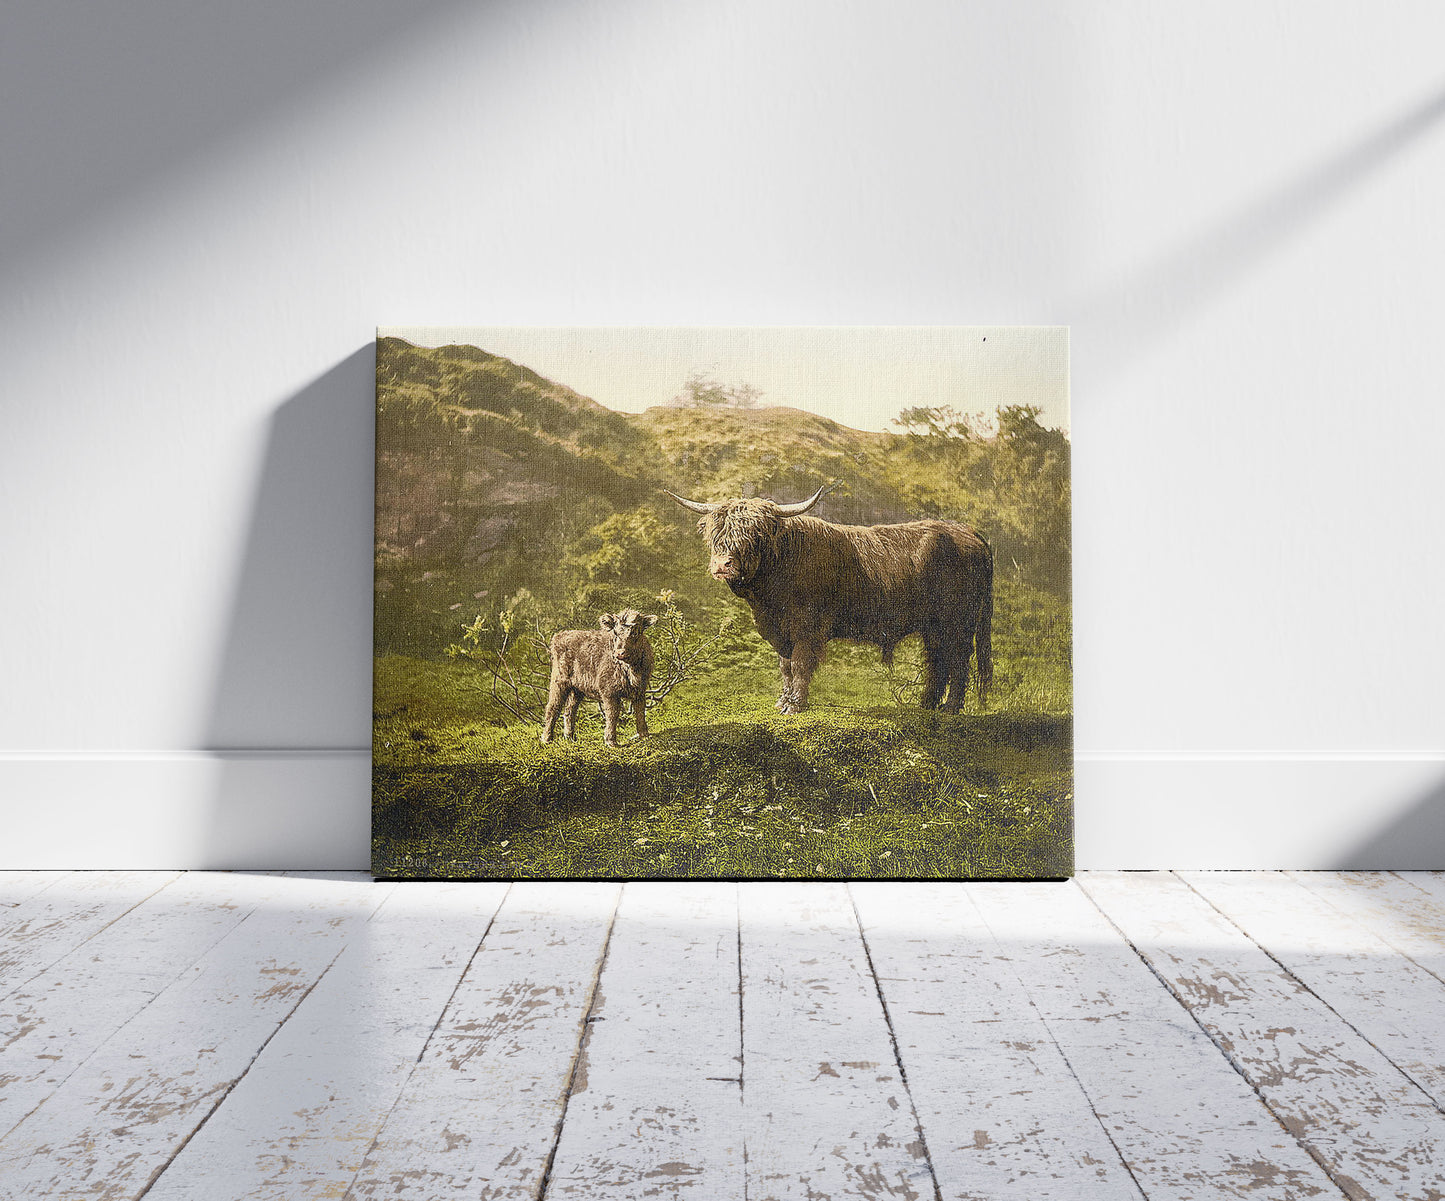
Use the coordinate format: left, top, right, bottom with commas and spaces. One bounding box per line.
1335, 770, 1445, 870
1072, 82, 1445, 380
0, 0, 475, 279
201, 348, 376, 868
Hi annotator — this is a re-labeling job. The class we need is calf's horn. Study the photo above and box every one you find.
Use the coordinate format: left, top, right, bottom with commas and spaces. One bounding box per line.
774, 482, 833, 517
662, 489, 720, 515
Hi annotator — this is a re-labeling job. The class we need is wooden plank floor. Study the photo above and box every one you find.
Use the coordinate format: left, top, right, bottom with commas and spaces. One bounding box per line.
2, 874, 1444, 1199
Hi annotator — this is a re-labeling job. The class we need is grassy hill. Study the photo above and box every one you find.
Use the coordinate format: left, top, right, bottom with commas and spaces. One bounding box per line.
634, 405, 924, 527
375, 338, 661, 652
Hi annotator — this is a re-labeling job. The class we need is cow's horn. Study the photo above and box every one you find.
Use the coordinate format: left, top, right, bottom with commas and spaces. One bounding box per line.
775, 482, 833, 517
663, 489, 720, 515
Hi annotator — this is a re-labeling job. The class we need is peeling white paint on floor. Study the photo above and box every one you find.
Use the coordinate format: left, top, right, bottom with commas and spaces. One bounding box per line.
1, 871, 1442, 1199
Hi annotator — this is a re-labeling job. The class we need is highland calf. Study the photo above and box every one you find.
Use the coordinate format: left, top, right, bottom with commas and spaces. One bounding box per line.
666, 484, 992, 714
540, 609, 658, 748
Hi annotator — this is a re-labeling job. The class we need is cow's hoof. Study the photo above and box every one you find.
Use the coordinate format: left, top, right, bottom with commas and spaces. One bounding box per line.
539, 735, 552, 745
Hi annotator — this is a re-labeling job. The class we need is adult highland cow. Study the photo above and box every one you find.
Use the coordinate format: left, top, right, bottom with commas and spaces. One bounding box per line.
665, 484, 993, 713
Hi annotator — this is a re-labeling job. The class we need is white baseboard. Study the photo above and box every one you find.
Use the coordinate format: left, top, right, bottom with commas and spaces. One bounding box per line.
1076, 753, 1445, 869
0, 751, 370, 870
1, 751, 1441, 870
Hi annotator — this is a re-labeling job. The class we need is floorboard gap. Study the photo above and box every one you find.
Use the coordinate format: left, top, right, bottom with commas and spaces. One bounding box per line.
534, 884, 623, 1201
988, 882, 1151, 1201
135, 941, 351, 1199
0, 881, 277, 1145
1082, 874, 1356, 1200
0, 872, 184, 1006
846, 883, 944, 1201
337, 881, 514, 1201
1179, 872, 1445, 1121
735, 881, 749, 1201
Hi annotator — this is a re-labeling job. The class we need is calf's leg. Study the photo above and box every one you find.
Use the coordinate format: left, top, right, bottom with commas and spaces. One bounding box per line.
541, 678, 567, 742
561, 691, 581, 739
601, 696, 623, 747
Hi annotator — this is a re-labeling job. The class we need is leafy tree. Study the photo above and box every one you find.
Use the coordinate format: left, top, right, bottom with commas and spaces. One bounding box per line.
893, 405, 979, 440
889, 403, 1070, 595
668, 369, 764, 409
570, 503, 680, 583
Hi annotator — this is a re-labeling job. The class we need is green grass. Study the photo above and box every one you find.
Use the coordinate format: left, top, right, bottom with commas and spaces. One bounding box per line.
372, 610, 1073, 879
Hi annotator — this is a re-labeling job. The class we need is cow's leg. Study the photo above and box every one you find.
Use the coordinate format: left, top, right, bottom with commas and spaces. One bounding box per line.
541, 678, 566, 743
634, 692, 651, 739
561, 691, 582, 739
783, 642, 825, 713
943, 627, 975, 713
921, 639, 948, 710
601, 696, 623, 747
943, 652, 970, 713
769, 635, 796, 712
776, 656, 796, 712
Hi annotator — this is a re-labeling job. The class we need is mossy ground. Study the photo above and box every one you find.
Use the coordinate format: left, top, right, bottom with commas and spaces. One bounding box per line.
373, 628, 1072, 879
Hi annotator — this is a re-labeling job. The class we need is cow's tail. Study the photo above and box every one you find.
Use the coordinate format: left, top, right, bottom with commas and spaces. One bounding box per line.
974, 552, 994, 709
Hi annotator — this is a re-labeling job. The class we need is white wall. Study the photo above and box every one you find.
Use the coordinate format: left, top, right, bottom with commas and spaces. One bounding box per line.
3, 0, 1443, 869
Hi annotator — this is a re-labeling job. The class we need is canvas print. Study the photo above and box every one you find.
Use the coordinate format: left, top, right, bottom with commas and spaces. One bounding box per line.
373, 327, 1071, 879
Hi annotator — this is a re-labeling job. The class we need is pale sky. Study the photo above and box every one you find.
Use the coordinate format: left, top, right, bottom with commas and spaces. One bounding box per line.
381, 326, 1069, 434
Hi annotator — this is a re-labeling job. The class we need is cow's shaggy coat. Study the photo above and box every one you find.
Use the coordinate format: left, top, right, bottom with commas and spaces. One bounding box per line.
669, 488, 992, 713
540, 609, 657, 747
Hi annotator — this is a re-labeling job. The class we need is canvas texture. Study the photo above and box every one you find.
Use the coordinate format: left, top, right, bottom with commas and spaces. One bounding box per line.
372, 327, 1072, 879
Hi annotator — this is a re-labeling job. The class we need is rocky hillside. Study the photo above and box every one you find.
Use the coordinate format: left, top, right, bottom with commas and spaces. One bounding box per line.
374, 338, 1069, 654
376, 337, 654, 569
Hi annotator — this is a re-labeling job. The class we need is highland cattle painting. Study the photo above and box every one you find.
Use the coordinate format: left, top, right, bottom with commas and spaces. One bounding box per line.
372, 327, 1071, 879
